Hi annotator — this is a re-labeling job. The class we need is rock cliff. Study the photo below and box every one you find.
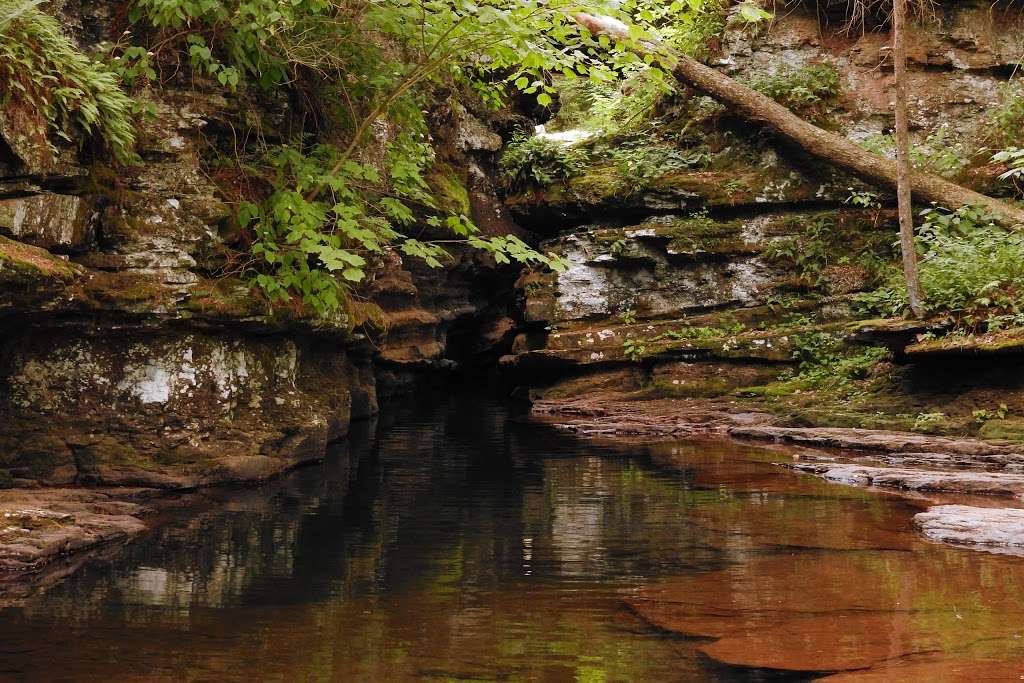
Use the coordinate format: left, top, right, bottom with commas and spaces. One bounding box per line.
4, 0, 1024, 578
0, 0, 523, 577
503, 0, 1024, 438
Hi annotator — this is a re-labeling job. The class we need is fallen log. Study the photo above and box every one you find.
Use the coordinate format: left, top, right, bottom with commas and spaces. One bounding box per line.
574, 13, 1024, 228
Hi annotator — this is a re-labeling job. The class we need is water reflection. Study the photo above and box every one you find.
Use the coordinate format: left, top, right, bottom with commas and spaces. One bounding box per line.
0, 393, 1022, 681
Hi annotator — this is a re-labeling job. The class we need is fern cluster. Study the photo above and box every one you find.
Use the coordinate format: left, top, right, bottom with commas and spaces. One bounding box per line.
500, 134, 588, 191
749, 63, 841, 124
0, 0, 136, 164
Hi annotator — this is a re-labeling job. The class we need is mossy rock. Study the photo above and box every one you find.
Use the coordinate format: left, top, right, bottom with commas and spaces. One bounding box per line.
74, 270, 169, 312
979, 418, 1024, 443
650, 215, 745, 240
532, 367, 647, 400
591, 227, 627, 245
565, 164, 627, 203
76, 437, 139, 471
906, 329, 1024, 357
184, 277, 265, 318
666, 236, 755, 259
0, 235, 80, 285
0, 432, 74, 481
426, 161, 471, 216
154, 445, 216, 466
643, 378, 746, 399
647, 170, 752, 206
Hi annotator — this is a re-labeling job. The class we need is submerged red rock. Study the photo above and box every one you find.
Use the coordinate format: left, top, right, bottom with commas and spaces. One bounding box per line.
626, 552, 1024, 673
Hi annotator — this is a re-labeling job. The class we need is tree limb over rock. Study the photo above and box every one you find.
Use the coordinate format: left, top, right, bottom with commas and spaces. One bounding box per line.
574, 12, 1024, 228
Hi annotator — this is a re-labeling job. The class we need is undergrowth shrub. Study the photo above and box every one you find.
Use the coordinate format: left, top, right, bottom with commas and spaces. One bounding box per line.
858, 127, 967, 178
0, 0, 136, 163
594, 133, 710, 193
749, 63, 840, 123
993, 83, 1024, 145
121, 0, 652, 314
764, 212, 894, 290
543, 0, 731, 141
992, 147, 1024, 194
855, 205, 1024, 324
789, 332, 890, 387
549, 69, 672, 135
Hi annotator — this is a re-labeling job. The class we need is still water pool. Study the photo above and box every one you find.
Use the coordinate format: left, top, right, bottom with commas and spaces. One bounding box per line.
2, 393, 1024, 681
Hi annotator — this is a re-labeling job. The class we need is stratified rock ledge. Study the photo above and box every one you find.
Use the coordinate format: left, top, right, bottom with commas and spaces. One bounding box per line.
0, 488, 155, 591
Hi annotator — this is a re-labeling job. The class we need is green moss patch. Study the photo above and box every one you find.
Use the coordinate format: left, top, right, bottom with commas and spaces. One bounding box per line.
426, 161, 470, 216
0, 235, 80, 284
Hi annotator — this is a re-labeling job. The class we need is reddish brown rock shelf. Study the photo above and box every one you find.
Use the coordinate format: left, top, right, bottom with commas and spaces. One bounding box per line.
0, 488, 153, 575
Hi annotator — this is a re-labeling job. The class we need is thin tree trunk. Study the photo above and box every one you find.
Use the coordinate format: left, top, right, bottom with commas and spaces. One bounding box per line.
573, 13, 1024, 229
892, 0, 925, 317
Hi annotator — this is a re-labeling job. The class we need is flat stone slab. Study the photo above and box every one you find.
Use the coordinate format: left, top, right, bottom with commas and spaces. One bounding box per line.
820, 659, 1024, 681
915, 505, 1024, 552
530, 395, 776, 439
0, 488, 156, 580
780, 462, 1024, 497
793, 450, 1024, 471
905, 329, 1024, 357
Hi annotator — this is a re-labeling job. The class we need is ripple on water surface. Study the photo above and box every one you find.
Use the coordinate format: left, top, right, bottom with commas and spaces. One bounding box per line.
1, 393, 1024, 681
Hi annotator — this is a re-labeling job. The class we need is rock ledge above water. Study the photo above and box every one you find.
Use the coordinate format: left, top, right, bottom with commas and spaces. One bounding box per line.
915, 504, 1024, 553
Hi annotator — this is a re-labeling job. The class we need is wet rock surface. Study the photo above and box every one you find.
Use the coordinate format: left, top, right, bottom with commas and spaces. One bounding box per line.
780, 462, 1024, 497
820, 659, 1024, 681
529, 393, 1024, 554
0, 488, 154, 575
734, 425, 1023, 456
915, 504, 1024, 553
530, 394, 776, 438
